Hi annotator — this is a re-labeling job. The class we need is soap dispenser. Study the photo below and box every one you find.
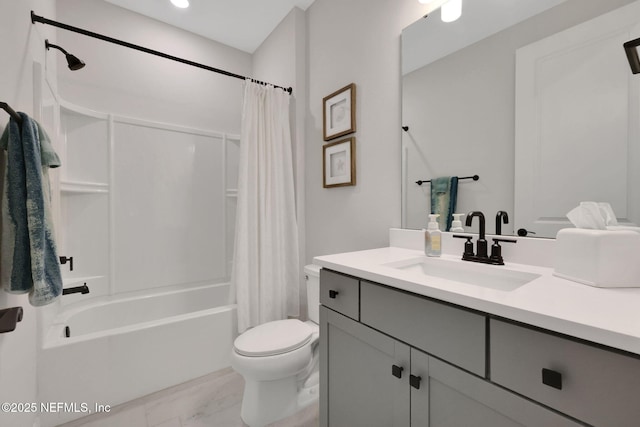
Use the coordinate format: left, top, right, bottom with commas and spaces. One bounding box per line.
450, 213, 465, 232
425, 214, 442, 257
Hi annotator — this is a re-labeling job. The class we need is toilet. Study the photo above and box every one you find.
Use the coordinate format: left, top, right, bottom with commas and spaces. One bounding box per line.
231, 264, 321, 427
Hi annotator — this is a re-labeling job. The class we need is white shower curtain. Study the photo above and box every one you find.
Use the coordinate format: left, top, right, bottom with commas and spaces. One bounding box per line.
231, 80, 300, 333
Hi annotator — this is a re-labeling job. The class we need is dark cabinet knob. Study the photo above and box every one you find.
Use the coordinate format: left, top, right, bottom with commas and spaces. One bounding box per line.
542, 368, 563, 390
329, 290, 339, 299
392, 365, 404, 379
410, 374, 422, 389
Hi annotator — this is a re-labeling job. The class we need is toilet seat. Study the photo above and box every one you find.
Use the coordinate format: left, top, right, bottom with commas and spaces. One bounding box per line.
234, 319, 313, 357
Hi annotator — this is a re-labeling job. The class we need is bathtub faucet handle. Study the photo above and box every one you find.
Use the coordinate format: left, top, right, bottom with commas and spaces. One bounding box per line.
59, 256, 74, 271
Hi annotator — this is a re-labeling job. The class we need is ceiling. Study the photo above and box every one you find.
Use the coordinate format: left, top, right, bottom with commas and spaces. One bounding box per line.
103, 0, 315, 53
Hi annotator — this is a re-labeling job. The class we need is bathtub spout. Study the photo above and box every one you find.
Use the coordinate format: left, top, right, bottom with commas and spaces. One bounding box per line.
62, 283, 90, 295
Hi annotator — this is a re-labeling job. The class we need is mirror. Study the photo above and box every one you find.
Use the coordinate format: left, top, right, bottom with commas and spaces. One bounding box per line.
401, 0, 639, 237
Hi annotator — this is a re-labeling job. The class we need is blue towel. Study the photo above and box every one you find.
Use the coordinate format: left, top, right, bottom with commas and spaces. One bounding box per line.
0, 113, 63, 306
430, 176, 458, 231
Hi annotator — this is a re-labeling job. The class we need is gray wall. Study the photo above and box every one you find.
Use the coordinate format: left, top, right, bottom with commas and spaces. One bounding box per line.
56, 0, 251, 133
305, 0, 425, 261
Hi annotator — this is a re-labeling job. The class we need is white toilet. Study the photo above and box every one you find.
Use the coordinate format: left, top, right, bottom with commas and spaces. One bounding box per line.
231, 264, 321, 427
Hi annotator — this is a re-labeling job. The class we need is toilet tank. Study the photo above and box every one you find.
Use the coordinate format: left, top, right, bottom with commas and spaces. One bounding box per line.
304, 264, 321, 324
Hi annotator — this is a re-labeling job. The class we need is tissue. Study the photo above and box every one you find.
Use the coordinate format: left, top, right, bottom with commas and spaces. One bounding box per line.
566, 202, 618, 229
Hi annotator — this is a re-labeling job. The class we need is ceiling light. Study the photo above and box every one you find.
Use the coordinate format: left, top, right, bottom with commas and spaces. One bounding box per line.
441, 0, 462, 23
170, 0, 189, 8
417, 0, 462, 23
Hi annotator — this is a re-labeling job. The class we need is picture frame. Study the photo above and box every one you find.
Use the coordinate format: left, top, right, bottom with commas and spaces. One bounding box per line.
323, 137, 356, 188
323, 83, 356, 141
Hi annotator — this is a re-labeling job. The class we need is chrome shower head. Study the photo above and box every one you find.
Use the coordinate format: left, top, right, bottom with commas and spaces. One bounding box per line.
45, 39, 85, 71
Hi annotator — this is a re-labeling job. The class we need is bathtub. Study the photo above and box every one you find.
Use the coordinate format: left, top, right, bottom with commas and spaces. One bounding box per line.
38, 282, 237, 427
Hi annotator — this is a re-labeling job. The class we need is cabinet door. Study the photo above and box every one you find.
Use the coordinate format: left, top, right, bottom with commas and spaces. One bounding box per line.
320, 306, 410, 427
410, 349, 582, 427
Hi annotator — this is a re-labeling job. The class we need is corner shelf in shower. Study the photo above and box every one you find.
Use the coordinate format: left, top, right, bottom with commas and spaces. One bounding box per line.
60, 180, 109, 194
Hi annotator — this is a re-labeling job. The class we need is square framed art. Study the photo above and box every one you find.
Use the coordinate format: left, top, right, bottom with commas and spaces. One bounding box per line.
323, 137, 356, 188
323, 83, 356, 141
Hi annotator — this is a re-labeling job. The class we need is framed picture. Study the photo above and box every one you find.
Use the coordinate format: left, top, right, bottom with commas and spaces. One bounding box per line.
323, 137, 356, 188
323, 83, 356, 141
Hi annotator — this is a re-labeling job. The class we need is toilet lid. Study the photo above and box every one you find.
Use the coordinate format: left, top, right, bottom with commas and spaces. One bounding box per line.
234, 319, 313, 357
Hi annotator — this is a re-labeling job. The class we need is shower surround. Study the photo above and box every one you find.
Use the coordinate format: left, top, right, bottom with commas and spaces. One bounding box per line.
37, 99, 240, 426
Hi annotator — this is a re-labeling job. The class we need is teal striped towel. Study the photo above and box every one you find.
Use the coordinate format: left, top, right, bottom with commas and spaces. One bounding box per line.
1, 113, 63, 306
430, 176, 458, 231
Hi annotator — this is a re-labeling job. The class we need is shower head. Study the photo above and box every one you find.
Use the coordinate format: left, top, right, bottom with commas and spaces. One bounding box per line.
45, 39, 85, 71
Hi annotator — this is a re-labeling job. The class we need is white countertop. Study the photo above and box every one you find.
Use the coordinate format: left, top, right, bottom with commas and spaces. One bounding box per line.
314, 245, 640, 355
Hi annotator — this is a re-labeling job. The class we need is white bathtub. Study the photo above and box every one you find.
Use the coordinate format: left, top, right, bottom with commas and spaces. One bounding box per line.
38, 282, 237, 427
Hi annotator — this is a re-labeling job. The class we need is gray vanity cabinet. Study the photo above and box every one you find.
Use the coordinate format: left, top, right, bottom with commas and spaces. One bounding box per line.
410, 349, 581, 427
320, 307, 410, 427
320, 269, 584, 427
491, 319, 640, 427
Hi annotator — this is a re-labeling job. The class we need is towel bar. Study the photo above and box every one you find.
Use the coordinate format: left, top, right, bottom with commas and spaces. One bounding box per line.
416, 175, 479, 186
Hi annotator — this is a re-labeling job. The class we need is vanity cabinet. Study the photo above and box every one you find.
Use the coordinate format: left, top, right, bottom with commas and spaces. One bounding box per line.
319, 269, 587, 427
320, 307, 410, 427
491, 319, 640, 427
410, 349, 581, 427
360, 280, 485, 376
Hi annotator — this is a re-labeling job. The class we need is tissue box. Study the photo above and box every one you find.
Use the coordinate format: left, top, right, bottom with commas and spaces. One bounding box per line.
553, 228, 640, 287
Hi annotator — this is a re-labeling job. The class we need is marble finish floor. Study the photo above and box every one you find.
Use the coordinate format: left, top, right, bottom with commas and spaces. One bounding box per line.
57, 368, 319, 427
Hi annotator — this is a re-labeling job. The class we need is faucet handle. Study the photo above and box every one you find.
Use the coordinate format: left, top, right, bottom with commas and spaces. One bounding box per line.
453, 234, 475, 260
493, 238, 516, 244
490, 238, 517, 265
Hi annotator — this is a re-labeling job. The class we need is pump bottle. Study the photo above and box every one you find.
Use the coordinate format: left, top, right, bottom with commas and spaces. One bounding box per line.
425, 214, 442, 257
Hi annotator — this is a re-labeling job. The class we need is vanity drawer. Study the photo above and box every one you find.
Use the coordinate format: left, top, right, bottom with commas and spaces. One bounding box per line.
360, 281, 486, 376
320, 269, 359, 320
490, 319, 640, 427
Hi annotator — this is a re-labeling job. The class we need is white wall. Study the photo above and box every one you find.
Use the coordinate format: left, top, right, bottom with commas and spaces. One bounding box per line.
304, 0, 426, 260
56, 0, 251, 133
0, 2, 57, 425
253, 7, 309, 317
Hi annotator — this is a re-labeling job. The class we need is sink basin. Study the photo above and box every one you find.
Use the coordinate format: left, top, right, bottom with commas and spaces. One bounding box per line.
384, 257, 540, 291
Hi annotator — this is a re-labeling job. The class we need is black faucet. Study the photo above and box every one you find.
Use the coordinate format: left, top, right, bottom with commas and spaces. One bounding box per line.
453, 210, 517, 265
495, 211, 509, 235
62, 283, 90, 295
465, 211, 488, 259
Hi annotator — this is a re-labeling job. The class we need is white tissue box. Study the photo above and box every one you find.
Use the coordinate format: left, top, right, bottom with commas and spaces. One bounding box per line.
553, 228, 640, 288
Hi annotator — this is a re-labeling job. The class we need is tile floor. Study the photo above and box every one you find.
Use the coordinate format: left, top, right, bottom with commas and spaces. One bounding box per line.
57, 368, 319, 427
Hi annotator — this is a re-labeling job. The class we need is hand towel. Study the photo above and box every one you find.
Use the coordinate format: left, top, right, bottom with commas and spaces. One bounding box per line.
0, 113, 62, 306
430, 176, 458, 231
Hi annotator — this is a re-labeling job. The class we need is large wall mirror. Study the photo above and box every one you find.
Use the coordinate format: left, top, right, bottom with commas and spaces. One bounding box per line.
401, 0, 640, 238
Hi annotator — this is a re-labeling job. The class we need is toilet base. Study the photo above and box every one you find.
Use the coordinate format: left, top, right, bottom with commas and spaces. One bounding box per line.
240, 374, 319, 427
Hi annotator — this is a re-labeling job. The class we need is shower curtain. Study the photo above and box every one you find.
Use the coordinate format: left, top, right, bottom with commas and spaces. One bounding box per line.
231, 80, 299, 333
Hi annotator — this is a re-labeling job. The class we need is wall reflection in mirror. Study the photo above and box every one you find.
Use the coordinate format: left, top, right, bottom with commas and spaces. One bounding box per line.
401, 0, 640, 238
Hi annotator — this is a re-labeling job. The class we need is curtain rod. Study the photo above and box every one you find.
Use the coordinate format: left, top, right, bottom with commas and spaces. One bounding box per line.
30, 11, 293, 95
